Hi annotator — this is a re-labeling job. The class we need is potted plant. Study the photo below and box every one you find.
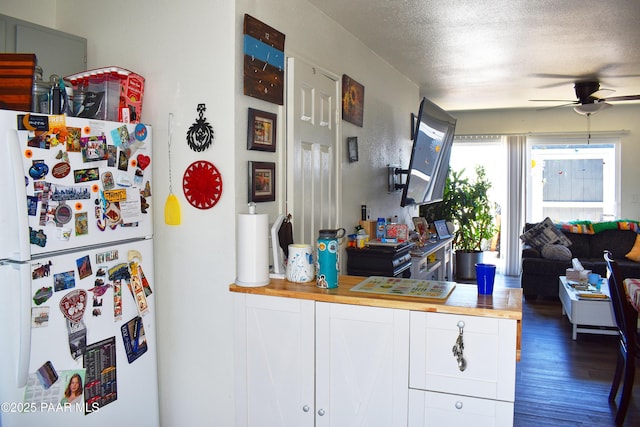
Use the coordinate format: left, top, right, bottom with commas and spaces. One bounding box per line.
421, 166, 496, 280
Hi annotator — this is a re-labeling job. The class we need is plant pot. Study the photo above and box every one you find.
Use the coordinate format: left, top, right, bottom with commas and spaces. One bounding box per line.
455, 250, 484, 281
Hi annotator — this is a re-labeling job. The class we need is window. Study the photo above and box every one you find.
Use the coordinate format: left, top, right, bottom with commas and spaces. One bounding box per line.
526, 137, 618, 223
449, 136, 506, 269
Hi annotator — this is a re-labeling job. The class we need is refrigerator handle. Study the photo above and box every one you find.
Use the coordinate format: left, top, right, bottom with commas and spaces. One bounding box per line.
6, 130, 30, 262
16, 263, 31, 388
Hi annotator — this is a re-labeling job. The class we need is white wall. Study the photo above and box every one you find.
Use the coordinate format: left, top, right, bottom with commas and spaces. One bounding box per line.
235, 0, 420, 231
5, 0, 238, 425
453, 105, 640, 219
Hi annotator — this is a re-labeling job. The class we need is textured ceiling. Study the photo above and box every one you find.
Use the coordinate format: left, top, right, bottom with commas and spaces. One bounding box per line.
306, 0, 640, 111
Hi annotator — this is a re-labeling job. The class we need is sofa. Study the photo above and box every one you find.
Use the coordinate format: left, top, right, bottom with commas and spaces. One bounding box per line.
520, 219, 640, 300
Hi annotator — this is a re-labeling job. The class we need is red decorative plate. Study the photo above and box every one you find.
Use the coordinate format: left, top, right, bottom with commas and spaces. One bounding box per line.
182, 160, 223, 209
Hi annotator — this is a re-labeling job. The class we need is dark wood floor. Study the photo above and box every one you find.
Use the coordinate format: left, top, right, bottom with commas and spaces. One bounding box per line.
496, 274, 639, 426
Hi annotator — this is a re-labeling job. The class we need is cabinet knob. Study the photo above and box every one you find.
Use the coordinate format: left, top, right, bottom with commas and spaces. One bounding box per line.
318, 408, 325, 416
455, 401, 463, 410
302, 405, 310, 413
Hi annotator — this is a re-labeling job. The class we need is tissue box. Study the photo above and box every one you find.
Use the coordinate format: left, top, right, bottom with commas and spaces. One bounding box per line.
566, 268, 591, 282
566, 268, 580, 281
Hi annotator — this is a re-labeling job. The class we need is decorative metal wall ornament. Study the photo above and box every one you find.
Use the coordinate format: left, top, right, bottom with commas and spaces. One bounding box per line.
182, 160, 223, 209
186, 104, 215, 152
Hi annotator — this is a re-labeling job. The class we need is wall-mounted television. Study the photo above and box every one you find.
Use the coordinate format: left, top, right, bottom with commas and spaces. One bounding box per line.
400, 97, 457, 207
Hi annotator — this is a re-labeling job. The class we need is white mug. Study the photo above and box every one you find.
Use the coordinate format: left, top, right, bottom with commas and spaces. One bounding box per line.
286, 244, 315, 283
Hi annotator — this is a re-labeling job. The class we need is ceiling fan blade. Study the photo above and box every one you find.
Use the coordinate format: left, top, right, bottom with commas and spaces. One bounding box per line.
590, 89, 615, 99
599, 94, 640, 102
529, 99, 578, 103
535, 102, 580, 111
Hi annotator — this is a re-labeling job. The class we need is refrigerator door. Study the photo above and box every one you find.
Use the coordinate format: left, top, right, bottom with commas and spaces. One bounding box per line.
0, 110, 153, 260
0, 238, 159, 427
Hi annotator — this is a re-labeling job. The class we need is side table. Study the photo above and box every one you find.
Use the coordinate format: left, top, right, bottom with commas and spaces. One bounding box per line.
558, 276, 617, 340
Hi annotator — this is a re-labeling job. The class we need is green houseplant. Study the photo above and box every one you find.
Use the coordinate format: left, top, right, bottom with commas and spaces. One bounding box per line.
421, 165, 496, 280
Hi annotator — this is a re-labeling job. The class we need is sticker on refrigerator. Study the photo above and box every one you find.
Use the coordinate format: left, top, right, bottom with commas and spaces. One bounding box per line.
32, 260, 52, 279
73, 167, 99, 183
23, 369, 86, 411
28, 160, 49, 180
80, 135, 108, 162
65, 127, 82, 152
128, 261, 150, 315
121, 316, 147, 363
76, 255, 93, 279
53, 271, 75, 292
27, 195, 38, 215
84, 337, 117, 413
36, 360, 58, 389
29, 226, 47, 247
75, 212, 89, 236
33, 286, 53, 305
32, 306, 50, 327
113, 279, 123, 321
66, 319, 87, 360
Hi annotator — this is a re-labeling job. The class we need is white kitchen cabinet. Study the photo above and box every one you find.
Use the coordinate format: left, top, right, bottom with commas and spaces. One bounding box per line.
233, 294, 409, 427
408, 311, 517, 427
408, 389, 514, 427
409, 237, 453, 281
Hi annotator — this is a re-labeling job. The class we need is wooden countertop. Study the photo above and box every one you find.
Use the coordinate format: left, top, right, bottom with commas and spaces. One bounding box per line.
230, 275, 523, 361
229, 275, 522, 321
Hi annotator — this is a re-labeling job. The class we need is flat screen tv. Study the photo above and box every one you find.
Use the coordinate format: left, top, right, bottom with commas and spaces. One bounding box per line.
400, 97, 457, 207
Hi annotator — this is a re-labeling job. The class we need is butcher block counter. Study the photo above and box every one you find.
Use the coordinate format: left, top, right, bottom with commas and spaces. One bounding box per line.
231, 275, 523, 426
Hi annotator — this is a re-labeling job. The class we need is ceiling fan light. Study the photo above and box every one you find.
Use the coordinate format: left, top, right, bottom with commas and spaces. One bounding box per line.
573, 102, 611, 115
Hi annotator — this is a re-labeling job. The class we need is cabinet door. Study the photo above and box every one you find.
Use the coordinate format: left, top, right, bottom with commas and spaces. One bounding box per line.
408, 389, 514, 427
409, 312, 516, 402
234, 294, 315, 426
315, 302, 409, 427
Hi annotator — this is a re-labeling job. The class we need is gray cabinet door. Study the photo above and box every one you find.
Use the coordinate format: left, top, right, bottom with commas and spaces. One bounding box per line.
1, 14, 86, 79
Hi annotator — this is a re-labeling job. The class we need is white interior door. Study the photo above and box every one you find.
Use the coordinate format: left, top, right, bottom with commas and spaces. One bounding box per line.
286, 57, 340, 246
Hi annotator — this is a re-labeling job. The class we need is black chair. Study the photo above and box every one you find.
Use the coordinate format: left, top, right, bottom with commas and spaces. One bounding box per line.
604, 250, 639, 425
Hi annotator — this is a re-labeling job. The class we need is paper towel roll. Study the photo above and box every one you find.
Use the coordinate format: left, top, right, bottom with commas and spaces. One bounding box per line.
236, 212, 270, 287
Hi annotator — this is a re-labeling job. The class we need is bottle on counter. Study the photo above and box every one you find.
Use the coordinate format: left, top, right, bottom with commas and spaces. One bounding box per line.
376, 217, 386, 240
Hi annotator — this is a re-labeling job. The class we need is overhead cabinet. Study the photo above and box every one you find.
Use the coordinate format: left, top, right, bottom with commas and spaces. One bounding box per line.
0, 14, 86, 78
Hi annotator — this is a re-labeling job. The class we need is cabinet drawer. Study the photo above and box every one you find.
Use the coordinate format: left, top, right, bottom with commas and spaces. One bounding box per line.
408, 389, 514, 427
409, 312, 516, 401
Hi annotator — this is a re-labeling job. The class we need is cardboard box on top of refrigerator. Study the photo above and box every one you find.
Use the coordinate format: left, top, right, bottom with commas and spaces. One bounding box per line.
65, 66, 145, 123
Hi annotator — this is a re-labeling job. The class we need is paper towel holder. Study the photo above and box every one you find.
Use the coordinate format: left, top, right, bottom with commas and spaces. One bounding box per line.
270, 214, 286, 279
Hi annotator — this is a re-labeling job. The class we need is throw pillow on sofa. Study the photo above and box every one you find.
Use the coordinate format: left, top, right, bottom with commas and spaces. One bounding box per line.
626, 234, 640, 262
541, 244, 573, 261
520, 217, 573, 249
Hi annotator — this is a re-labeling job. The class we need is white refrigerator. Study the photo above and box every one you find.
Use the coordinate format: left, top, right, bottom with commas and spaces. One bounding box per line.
0, 110, 159, 426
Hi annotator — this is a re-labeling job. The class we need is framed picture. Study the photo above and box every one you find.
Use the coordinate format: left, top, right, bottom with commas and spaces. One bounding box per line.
347, 137, 358, 162
412, 217, 429, 242
434, 219, 451, 239
248, 161, 276, 202
342, 74, 364, 127
247, 108, 277, 152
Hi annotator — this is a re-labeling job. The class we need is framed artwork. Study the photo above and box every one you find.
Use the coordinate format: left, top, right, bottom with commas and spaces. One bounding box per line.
342, 74, 365, 127
434, 219, 451, 239
412, 217, 429, 242
249, 161, 276, 202
247, 108, 277, 152
243, 15, 285, 105
347, 136, 358, 162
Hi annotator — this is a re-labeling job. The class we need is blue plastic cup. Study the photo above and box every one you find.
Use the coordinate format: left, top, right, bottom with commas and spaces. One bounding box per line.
475, 263, 496, 295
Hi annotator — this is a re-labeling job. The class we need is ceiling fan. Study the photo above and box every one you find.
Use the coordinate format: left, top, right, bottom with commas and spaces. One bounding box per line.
531, 81, 640, 115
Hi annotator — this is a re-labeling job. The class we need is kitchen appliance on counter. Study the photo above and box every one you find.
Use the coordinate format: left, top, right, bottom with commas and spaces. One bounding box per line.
0, 110, 158, 426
